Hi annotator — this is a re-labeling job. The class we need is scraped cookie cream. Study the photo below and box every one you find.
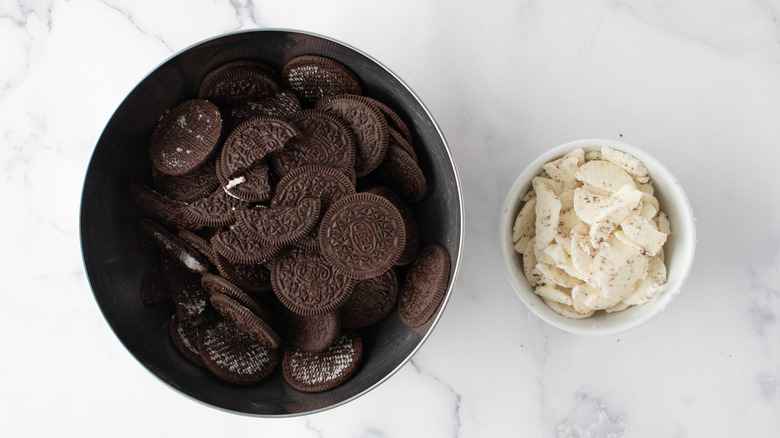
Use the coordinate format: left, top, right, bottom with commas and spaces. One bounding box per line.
512, 146, 670, 319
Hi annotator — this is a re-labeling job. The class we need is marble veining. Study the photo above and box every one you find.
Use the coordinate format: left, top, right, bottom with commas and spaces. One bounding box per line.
3, 0, 780, 436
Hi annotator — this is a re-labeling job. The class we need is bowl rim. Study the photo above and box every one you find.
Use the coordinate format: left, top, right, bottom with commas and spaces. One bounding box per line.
80, 28, 465, 416
499, 138, 695, 335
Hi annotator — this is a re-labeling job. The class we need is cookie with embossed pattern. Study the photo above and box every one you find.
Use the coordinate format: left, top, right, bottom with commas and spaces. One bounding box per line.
282, 330, 362, 393
201, 273, 266, 319
219, 117, 300, 182
367, 186, 420, 266
340, 268, 399, 329
235, 197, 320, 248
389, 128, 418, 164
271, 164, 355, 213
231, 89, 302, 126
152, 157, 220, 203
131, 183, 199, 230
199, 64, 279, 107
140, 218, 210, 274
211, 225, 281, 265
164, 259, 210, 321
318, 192, 405, 280
279, 308, 340, 353
182, 188, 246, 228
362, 96, 413, 145
169, 310, 213, 367
398, 244, 451, 328
268, 110, 356, 178
177, 229, 216, 265
197, 318, 279, 385
282, 55, 362, 108
270, 246, 356, 316
216, 155, 273, 203
210, 291, 281, 348
376, 144, 427, 203
316, 94, 389, 177
213, 252, 273, 295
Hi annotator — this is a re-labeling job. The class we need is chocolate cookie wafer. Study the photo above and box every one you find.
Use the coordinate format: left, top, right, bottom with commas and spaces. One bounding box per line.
199, 63, 279, 107
131, 183, 196, 230
164, 260, 210, 320
211, 225, 281, 265
234, 197, 320, 247
367, 186, 420, 266
398, 245, 451, 328
282, 330, 363, 393
362, 96, 413, 145
177, 229, 216, 266
170, 311, 213, 367
210, 292, 281, 348
316, 94, 389, 177
197, 318, 279, 385
150, 99, 222, 176
268, 110, 356, 178
279, 308, 340, 353
140, 218, 210, 274
219, 117, 300, 181
182, 188, 246, 228
282, 55, 362, 108
152, 157, 220, 202
270, 246, 356, 316
271, 163, 355, 213
213, 252, 273, 295
217, 158, 273, 203
340, 268, 399, 329
376, 144, 427, 203
318, 192, 406, 280
230, 89, 302, 125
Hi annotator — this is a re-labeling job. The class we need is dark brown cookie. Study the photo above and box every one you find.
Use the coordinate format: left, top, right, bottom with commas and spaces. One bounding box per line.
152, 157, 220, 202
268, 110, 356, 178
318, 192, 406, 280
230, 89, 302, 125
182, 188, 246, 228
201, 273, 265, 318
169, 311, 213, 367
234, 197, 320, 248
131, 183, 197, 230
282, 55, 362, 108
197, 318, 279, 385
217, 157, 273, 203
219, 117, 300, 181
165, 260, 210, 320
211, 226, 281, 265
279, 308, 340, 353
376, 144, 427, 203
398, 245, 451, 328
140, 218, 210, 274
315, 94, 389, 177
199, 64, 279, 107
213, 252, 273, 295
367, 186, 420, 266
271, 163, 355, 213
270, 246, 356, 316
362, 96, 413, 145
177, 229, 216, 266
210, 292, 281, 348
282, 330, 363, 393
149, 99, 222, 176
389, 128, 418, 164
340, 268, 399, 329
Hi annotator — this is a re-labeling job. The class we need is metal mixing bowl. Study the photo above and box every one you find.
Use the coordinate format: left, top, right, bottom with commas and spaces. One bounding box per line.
80, 29, 463, 416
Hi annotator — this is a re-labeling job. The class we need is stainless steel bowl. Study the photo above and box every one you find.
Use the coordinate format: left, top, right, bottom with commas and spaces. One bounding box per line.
80, 29, 463, 416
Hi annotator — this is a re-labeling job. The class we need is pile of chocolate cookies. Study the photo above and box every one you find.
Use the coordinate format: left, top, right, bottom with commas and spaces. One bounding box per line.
132, 55, 451, 392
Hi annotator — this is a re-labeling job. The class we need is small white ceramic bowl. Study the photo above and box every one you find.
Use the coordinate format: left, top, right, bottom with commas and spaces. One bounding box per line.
499, 138, 696, 335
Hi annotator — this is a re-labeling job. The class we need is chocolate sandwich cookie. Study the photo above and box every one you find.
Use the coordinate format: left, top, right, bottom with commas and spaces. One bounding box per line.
177, 229, 216, 266
182, 188, 246, 228
219, 117, 300, 182
131, 183, 197, 230
268, 110, 356, 178
279, 309, 340, 353
201, 273, 265, 318
152, 157, 220, 203
282, 55, 362, 108
197, 318, 279, 385
315, 94, 389, 177
282, 330, 363, 393
340, 268, 399, 329
367, 186, 420, 266
213, 252, 273, 295
271, 163, 355, 213
270, 246, 356, 316
140, 218, 210, 274
318, 192, 406, 280
211, 225, 280, 265
210, 292, 281, 349
376, 144, 427, 203
199, 64, 279, 107
234, 197, 320, 248
398, 244, 451, 328
164, 260, 210, 321
169, 311, 213, 367
149, 99, 222, 176
389, 128, 418, 164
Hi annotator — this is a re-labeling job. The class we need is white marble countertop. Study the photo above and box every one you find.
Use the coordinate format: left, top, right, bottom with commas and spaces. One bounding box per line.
3, 0, 780, 436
